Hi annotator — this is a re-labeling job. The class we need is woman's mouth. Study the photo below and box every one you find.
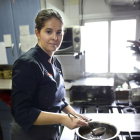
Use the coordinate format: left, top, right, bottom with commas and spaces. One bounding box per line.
49, 43, 57, 47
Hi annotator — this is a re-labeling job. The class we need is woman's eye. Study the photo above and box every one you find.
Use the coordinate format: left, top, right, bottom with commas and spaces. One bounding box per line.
46, 31, 52, 34
57, 31, 62, 36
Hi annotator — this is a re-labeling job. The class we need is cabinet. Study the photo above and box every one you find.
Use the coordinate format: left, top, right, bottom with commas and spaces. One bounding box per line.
0, 0, 18, 64
0, 0, 40, 64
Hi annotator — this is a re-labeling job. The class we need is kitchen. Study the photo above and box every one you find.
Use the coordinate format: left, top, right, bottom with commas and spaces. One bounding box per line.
0, 0, 140, 140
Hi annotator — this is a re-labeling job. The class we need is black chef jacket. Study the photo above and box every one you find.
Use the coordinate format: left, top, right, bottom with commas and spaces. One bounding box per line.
11, 44, 68, 132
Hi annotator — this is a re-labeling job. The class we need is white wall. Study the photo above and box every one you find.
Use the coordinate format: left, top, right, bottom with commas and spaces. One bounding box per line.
46, 0, 64, 11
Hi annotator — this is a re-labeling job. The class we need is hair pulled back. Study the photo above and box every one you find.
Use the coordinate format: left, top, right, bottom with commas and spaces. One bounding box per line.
35, 9, 63, 33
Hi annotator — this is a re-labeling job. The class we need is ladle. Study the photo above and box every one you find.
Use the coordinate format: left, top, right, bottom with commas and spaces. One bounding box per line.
68, 113, 106, 136
88, 125, 106, 136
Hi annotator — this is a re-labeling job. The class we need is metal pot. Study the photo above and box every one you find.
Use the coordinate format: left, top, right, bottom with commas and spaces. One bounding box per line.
76, 121, 120, 140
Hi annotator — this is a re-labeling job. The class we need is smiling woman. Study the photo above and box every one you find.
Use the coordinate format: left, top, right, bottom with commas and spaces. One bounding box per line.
11, 9, 90, 140
35, 17, 64, 57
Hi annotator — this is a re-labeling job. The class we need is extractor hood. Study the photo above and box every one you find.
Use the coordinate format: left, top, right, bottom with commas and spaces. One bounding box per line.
105, 0, 140, 5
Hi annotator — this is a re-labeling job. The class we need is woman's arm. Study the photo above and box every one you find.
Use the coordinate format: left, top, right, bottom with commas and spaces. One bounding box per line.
33, 111, 88, 129
62, 105, 91, 122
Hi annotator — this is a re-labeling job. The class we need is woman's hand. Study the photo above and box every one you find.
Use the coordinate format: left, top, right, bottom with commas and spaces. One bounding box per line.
60, 114, 88, 130
74, 113, 91, 122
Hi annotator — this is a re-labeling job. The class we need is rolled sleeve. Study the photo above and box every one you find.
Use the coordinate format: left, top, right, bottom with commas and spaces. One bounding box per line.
61, 98, 69, 110
11, 59, 41, 131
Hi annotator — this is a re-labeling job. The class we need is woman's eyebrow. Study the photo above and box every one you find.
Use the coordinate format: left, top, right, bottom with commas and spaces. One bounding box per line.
45, 28, 52, 30
45, 28, 63, 32
45, 28, 62, 31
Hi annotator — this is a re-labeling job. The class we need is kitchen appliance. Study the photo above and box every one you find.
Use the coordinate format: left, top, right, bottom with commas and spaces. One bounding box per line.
129, 79, 140, 103
60, 77, 140, 140
54, 26, 81, 55
60, 99, 140, 140
70, 86, 114, 104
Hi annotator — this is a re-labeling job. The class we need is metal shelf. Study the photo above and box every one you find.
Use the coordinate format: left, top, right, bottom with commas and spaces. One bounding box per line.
0, 65, 12, 70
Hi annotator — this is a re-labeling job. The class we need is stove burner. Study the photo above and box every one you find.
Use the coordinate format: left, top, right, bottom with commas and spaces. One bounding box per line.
135, 81, 140, 85
96, 108, 103, 113
123, 107, 136, 114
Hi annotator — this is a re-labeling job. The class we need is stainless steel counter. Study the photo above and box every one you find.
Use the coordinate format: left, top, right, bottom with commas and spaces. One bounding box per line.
60, 114, 140, 140
85, 114, 140, 131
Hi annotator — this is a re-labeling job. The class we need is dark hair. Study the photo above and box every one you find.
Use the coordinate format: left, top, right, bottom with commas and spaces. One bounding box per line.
35, 9, 63, 33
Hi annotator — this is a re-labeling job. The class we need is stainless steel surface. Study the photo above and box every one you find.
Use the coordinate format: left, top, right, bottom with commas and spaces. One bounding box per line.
89, 127, 106, 136
76, 121, 119, 140
129, 80, 140, 102
129, 80, 140, 88
60, 114, 140, 140
84, 114, 140, 132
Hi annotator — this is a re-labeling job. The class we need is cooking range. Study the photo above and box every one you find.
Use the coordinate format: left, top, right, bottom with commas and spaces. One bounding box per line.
80, 100, 140, 114
60, 78, 140, 140
71, 99, 140, 140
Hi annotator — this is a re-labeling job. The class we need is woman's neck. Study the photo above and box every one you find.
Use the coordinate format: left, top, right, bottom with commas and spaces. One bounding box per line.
48, 57, 53, 64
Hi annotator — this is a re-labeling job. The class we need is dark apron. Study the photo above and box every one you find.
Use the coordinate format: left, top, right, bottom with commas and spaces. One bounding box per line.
11, 64, 65, 140
11, 123, 60, 140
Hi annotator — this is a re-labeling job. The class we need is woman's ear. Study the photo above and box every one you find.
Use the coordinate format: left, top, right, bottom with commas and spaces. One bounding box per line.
35, 29, 40, 39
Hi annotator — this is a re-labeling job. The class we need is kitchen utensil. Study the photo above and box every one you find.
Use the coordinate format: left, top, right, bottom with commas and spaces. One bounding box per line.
76, 121, 119, 140
68, 113, 106, 137
88, 126, 106, 136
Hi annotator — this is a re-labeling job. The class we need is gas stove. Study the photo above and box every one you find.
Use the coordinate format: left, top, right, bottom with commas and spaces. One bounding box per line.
74, 132, 140, 140
79, 100, 140, 114
60, 100, 140, 140
116, 132, 140, 140
76, 100, 140, 140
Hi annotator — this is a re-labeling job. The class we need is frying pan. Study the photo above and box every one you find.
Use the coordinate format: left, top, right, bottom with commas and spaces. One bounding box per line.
76, 121, 120, 140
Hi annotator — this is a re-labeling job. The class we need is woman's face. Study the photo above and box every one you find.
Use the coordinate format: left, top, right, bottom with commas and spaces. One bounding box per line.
35, 17, 64, 56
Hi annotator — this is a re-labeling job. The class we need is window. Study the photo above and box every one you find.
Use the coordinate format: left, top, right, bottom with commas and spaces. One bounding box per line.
110, 19, 136, 73
82, 21, 109, 73
82, 19, 136, 73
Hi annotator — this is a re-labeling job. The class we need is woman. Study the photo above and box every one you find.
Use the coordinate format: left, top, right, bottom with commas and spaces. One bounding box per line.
11, 9, 89, 140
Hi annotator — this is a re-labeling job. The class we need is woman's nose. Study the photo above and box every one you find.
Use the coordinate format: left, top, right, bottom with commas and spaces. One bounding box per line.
52, 33, 57, 40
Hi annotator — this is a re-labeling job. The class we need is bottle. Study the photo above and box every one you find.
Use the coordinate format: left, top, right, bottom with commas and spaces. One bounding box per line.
116, 85, 122, 91
122, 82, 128, 90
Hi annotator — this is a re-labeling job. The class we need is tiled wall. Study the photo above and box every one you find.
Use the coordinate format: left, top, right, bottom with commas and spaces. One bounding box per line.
56, 54, 85, 80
